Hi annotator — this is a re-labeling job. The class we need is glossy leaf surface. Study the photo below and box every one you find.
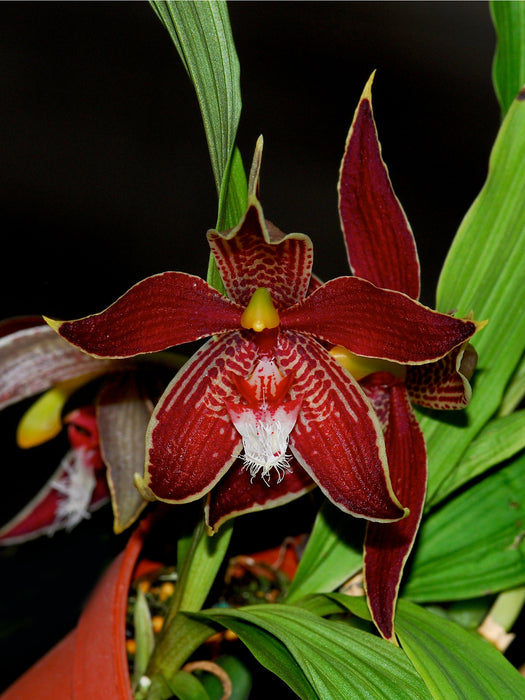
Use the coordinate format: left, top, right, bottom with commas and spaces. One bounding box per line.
422, 88, 525, 502
197, 605, 431, 699
404, 451, 525, 602
395, 599, 525, 700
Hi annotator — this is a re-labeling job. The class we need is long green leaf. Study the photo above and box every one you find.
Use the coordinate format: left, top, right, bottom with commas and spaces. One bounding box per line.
431, 409, 525, 504
150, 0, 241, 194
395, 599, 525, 700
490, 0, 525, 116
404, 451, 525, 602
197, 605, 431, 699
285, 502, 363, 603
150, 1, 247, 292
499, 351, 525, 416
421, 87, 525, 502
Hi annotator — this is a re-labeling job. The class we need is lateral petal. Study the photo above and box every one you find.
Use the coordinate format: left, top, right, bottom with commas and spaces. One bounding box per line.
97, 373, 152, 534
0, 322, 127, 410
45, 272, 243, 358
363, 381, 427, 641
339, 73, 420, 298
278, 331, 406, 522
139, 333, 256, 503
406, 342, 473, 410
208, 198, 314, 308
205, 456, 315, 533
281, 276, 479, 364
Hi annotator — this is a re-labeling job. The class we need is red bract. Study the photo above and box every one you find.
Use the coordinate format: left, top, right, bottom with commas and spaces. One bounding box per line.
46, 141, 478, 535
337, 74, 483, 642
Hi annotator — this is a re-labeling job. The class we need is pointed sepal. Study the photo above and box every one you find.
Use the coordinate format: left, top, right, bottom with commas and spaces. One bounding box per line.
44, 272, 243, 358
361, 376, 427, 642
339, 73, 420, 299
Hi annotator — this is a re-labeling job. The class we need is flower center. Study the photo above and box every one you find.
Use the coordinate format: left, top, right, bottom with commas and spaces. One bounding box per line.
240, 288, 280, 332
226, 358, 301, 484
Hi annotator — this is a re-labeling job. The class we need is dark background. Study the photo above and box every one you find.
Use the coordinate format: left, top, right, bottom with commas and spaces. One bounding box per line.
0, 1, 504, 693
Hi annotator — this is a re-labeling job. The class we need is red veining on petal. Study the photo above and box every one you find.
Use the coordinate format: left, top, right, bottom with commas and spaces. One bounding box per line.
406, 343, 472, 409
206, 455, 314, 533
364, 383, 427, 641
277, 330, 405, 521
281, 276, 477, 364
144, 333, 255, 503
49, 272, 243, 358
338, 79, 420, 299
208, 202, 314, 309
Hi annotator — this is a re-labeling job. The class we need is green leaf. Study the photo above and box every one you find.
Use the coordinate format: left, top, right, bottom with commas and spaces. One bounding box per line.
421, 88, 525, 502
150, 1, 242, 195
165, 670, 210, 700
133, 587, 155, 690
197, 605, 431, 699
499, 351, 525, 416
431, 409, 525, 504
404, 451, 525, 602
173, 519, 234, 618
285, 502, 363, 603
395, 599, 525, 700
490, 0, 525, 116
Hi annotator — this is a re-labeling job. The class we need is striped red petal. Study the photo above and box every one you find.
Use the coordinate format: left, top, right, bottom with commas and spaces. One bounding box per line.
339, 74, 420, 299
406, 342, 473, 410
47, 272, 243, 358
281, 276, 478, 364
362, 378, 427, 641
205, 455, 315, 533
278, 331, 406, 522
141, 333, 256, 503
208, 199, 314, 309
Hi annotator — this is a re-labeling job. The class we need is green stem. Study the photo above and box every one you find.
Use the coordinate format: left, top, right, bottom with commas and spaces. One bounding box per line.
487, 586, 525, 632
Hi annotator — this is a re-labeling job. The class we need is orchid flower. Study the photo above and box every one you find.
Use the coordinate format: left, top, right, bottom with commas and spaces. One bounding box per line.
0, 317, 179, 535
335, 74, 484, 642
44, 140, 478, 536
0, 406, 109, 545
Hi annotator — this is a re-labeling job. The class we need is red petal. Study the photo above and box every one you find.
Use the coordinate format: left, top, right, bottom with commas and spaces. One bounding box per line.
48, 272, 243, 358
281, 276, 478, 363
208, 200, 314, 308
205, 455, 315, 533
142, 333, 255, 503
363, 381, 427, 641
406, 343, 472, 410
0, 324, 128, 410
278, 331, 406, 521
339, 75, 420, 299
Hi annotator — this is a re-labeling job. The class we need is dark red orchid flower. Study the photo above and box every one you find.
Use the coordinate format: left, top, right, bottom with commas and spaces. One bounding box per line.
0, 317, 179, 536
44, 140, 478, 535
336, 74, 484, 642
0, 406, 109, 545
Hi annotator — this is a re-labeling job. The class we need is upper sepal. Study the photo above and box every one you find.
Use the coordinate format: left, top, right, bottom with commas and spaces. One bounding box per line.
208, 142, 314, 309
339, 73, 420, 299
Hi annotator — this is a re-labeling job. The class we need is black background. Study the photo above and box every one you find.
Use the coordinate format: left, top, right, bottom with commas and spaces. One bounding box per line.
0, 1, 507, 694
